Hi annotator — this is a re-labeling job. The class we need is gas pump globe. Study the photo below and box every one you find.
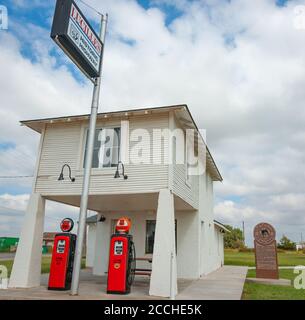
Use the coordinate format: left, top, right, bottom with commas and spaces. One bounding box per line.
107, 217, 136, 294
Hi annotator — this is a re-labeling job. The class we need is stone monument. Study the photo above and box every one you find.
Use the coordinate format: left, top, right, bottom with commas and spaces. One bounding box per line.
254, 222, 279, 279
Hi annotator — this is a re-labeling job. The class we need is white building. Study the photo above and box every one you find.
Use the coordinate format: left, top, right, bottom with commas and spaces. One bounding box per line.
9, 104, 227, 298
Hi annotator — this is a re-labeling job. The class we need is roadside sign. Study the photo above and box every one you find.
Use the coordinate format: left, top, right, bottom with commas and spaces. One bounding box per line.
51, 0, 103, 79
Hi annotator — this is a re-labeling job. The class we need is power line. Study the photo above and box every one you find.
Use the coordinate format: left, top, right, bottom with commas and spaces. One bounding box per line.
77, 0, 103, 16
0, 206, 69, 222
0, 205, 24, 212
0, 175, 33, 179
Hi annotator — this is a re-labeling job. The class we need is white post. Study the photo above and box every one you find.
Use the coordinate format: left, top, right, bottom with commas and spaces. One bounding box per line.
170, 251, 175, 300
149, 189, 177, 298
9, 194, 45, 288
71, 14, 108, 295
92, 214, 110, 276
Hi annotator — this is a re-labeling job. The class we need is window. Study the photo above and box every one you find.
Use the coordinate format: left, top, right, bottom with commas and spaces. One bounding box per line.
145, 220, 177, 254
145, 220, 155, 254
185, 130, 198, 185
83, 127, 121, 168
185, 136, 191, 184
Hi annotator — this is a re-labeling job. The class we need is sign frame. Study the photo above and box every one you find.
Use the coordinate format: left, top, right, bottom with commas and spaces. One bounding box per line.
60, 218, 74, 233
51, 0, 103, 79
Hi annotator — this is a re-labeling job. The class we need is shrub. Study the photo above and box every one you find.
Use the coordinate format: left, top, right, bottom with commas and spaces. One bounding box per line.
277, 235, 296, 251
239, 247, 254, 253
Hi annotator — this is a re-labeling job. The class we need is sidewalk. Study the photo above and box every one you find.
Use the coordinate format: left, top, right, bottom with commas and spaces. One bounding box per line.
176, 266, 248, 300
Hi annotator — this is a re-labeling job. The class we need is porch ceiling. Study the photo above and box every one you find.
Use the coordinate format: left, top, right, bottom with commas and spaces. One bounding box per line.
45, 192, 195, 212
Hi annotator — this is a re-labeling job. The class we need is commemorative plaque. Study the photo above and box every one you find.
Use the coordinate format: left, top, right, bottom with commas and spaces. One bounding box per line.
254, 222, 279, 279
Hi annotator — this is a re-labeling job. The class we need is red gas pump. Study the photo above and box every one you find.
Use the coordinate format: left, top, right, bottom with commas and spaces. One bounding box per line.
48, 218, 76, 291
107, 217, 136, 294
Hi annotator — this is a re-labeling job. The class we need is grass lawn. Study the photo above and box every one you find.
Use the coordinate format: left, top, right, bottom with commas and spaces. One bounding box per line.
242, 269, 305, 300
225, 249, 305, 267
224, 250, 305, 300
1, 256, 86, 277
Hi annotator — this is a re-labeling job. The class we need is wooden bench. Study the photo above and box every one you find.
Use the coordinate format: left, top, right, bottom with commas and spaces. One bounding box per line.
135, 257, 152, 276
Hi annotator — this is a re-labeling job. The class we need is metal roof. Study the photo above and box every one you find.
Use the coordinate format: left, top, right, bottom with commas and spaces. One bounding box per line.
214, 220, 230, 233
86, 215, 98, 224
20, 104, 222, 181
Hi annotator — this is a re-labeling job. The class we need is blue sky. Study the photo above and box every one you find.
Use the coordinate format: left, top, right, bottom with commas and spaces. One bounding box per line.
1, 0, 305, 245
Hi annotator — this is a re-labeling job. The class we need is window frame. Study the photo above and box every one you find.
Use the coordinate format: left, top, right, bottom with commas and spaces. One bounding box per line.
185, 134, 191, 187
82, 126, 121, 170
145, 220, 177, 255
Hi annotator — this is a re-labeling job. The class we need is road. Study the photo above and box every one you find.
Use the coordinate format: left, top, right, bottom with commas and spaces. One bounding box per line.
0, 253, 15, 261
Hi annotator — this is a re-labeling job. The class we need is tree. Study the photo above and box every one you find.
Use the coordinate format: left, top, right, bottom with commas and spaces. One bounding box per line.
224, 225, 245, 249
277, 235, 296, 251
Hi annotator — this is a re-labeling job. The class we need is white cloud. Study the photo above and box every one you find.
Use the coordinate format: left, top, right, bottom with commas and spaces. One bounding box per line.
0, 194, 81, 236
0, 193, 29, 211
270, 193, 305, 211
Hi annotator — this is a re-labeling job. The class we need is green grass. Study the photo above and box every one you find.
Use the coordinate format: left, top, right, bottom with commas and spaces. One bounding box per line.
242, 269, 305, 300
247, 268, 296, 281
225, 250, 305, 300
225, 249, 305, 267
1, 256, 86, 277
242, 282, 305, 300
0, 260, 14, 277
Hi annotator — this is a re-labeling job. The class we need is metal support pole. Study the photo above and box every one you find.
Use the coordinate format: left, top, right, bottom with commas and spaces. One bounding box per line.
71, 13, 108, 296
242, 221, 245, 246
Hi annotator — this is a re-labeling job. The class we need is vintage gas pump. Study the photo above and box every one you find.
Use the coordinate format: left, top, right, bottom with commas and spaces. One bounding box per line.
107, 217, 136, 294
48, 218, 76, 291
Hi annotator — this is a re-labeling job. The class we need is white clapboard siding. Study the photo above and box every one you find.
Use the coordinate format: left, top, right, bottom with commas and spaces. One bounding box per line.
129, 114, 169, 165
35, 114, 170, 196
171, 116, 199, 209
36, 122, 81, 176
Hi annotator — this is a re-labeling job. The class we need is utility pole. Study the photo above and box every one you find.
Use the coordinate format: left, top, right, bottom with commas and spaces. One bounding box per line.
242, 221, 245, 246
71, 13, 108, 296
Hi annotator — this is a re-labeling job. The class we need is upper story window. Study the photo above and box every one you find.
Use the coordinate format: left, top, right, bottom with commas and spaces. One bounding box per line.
83, 127, 121, 168
185, 133, 192, 185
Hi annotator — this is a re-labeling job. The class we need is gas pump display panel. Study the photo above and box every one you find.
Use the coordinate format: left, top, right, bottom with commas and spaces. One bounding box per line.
114, 241, 123, 255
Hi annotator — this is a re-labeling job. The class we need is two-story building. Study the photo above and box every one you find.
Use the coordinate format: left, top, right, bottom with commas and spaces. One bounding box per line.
9, 104, 226, 298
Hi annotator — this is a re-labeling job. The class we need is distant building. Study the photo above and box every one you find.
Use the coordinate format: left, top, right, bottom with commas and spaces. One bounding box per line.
42, 232, 57, 248
0, 237, 19, 252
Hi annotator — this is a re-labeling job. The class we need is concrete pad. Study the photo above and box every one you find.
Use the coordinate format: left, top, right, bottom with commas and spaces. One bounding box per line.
246, 278, 291, 286
0, 266, 248, 300
0, 269, 191, 300
176, 266, 248, 300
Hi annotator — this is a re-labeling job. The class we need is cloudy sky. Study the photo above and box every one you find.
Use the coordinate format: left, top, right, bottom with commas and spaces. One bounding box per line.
0, 0, 304, 246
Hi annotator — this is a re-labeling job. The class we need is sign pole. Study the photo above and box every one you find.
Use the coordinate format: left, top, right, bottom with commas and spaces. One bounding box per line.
71, 13, 108, 296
